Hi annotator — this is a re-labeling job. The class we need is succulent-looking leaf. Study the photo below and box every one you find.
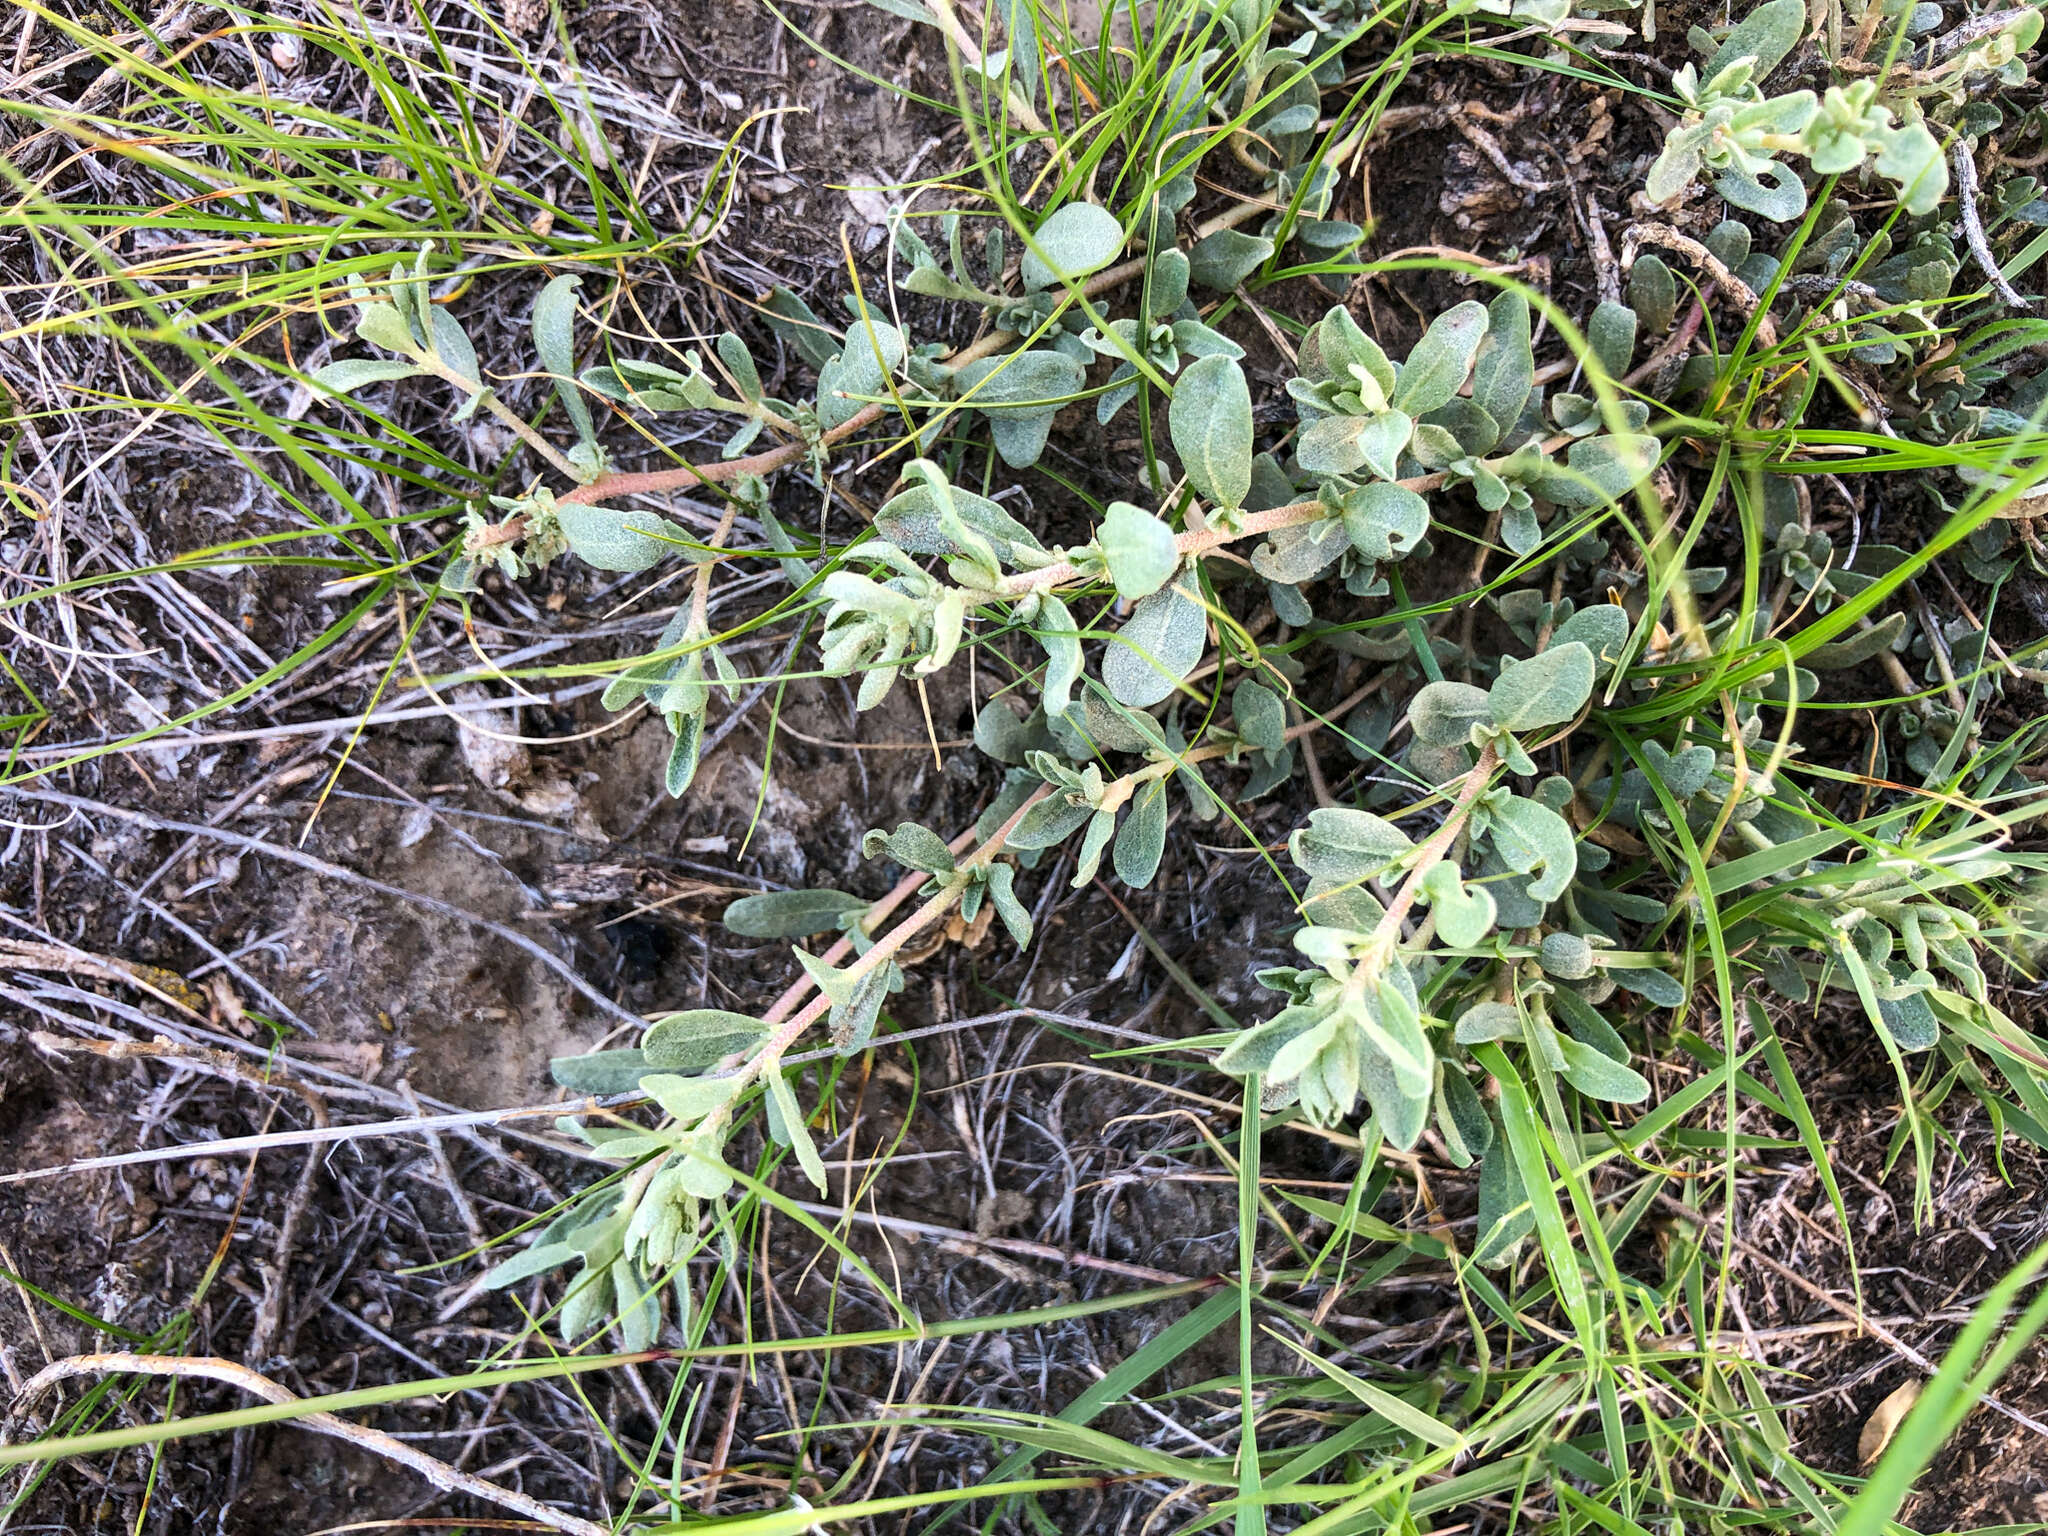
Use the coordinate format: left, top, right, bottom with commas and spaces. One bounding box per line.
985, 862, 1033, 948
1103, 579, 1207, 707
1099, 501, 1181, 599
1474, 1138, 1534, 1265
1628, 255, 1678, 333
1021, 202, 1125, 290
1250, 518, 1348, 584
723, 889, 869, 939
1488, 641, 1595, 732
430, 307, 480, 385
1471, 290, 1533, 434
1555, 1034, 1650, 1102
640, 1072, 741, 1127
1409, 681, 1492, 747
356, 302, 419, 355
1232, 679, 1287, 755
310, 358, 425, 394
1114, 778, 1169, 886
486, 1239, 579, 1290
1480, 792, 1578, 904
1587, 301, 1637, 379
1170, 354, 1254, 510
1188, 228, 1275, 290
1035, 594, 1084, 716
557, 504, 686, 572
762, 287, 838, 370
665, 711, 703, 797
864, 821, 956, 874
1437, 1068, 1493, 1166
534, 274, 595, 447
1339, 482, 1431, 562
1007, 795, 1094, 851
1612, 967, 1687, 1007
1392, 301, 1487, 415
643, 1009, 770, 1071
1289, 806, 1413, 882
1701, 0, 1807, 85
1455, 1001, 1522, 1044
549, 1048, 654, 1094
1550, 604, 1630, 673
1216, 1004, 1324, 1076
766, 1071, 830, 1194
1420, 863, 1496, 948
1539, 931, 1596, 979
973, 699, 1033, 764
954, 350, 1086, 469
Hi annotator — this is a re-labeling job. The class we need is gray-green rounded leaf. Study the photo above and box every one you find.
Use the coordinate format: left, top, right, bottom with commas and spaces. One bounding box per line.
1421, 863, 1496, 948
558, 504, 688, 571
1021, 203, 1126, 290
1550, 604, 1630, 673
723, 889, 869, 939
875, 481, 1043, 563
1487, 641, 1595, 732
1100, 501, 1180, 599
1628, 254, 1678, 333
1480, 793, 1577, 904
1556, 1034, 1650, 1102
1392, 301, 1487, 415
534, 273, 595, 446
1587, 300, 1637, 380
1538, 931, 1596, 979
1339, 482, 1430, 562
1289, 806, 1413, 882
1455, 1001, 1522, 1044
1409, 681, 1492, 747
643, 1009, 770, 1070
1103, 579, 1207, 707
1702, 0, 1806, 85
1188, 228, 1275, 290
1170, 354, 1253, 511
549, 1048, 653, 1094
310, 358, 425, 394
1113, 778, 1169, 887
1471, 290, 1533, 434
1232, 679, 1287, 754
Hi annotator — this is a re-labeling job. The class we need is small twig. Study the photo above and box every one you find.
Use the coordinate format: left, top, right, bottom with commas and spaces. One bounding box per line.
1952, 138, 2034, 310
1452, 114, 1553, 192
399, 1080, 486, 1250
415, 355, 585, 482
787, 1199, 1192, 1285
11, 1354, 612, 1536
1906, 580, 1971, 715
0, 1096, 614, 1188
1622, 224, 1778, 347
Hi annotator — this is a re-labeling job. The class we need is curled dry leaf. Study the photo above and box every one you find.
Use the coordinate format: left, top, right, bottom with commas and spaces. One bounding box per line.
1856, 1378, 1922, 1466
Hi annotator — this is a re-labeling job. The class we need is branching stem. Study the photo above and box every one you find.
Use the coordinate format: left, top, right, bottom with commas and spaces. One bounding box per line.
1368, 742, 1502, 953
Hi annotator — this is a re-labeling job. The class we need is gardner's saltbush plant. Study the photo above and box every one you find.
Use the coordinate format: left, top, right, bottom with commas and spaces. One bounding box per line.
303, 0, 2048, 1426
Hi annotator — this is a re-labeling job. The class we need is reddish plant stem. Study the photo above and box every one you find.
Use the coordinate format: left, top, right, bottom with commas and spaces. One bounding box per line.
1370, 742, 1501, 948
550, 206, 1268, 511
755, 788, 1051, 1050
